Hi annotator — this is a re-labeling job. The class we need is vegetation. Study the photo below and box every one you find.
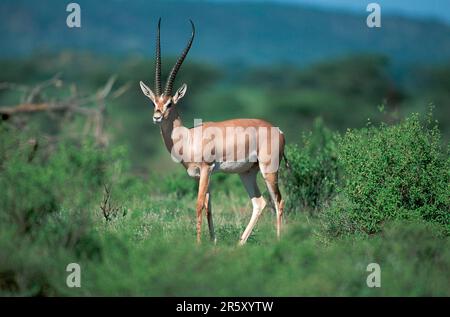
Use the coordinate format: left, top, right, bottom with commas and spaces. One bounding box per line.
282, 118, 339, 213
1, 52, 450, 173
324, 111, 449, 236
0, 53, 449, 296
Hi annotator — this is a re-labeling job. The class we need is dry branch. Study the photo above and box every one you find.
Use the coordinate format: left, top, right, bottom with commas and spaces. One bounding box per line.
100, 185, 122, 222
0, 103, 66, 116
0, 74, 130, 145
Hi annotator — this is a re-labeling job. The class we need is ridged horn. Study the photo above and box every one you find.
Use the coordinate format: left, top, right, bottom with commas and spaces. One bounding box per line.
155, 18, 162, 96
164, 19, 195, 96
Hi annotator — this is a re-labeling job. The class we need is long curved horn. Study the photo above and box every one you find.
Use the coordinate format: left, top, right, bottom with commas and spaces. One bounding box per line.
164, 20, 195, 96
155, 18, 162, 96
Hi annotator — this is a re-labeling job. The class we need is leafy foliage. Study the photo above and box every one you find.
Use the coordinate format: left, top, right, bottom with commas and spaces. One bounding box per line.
0, 124, 123, 294
323, 112, 449, 236
0, 115, 450, 296
1, 52, 450, 296
281, 118, 339, 213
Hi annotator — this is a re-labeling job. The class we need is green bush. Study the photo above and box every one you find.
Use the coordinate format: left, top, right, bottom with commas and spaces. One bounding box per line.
0, 125, 123, 294
152, 169, 198, 198
281, 118, 339, 213
0, 125, 118, 232
152, 166, 246, 199
324, 112, 449, 236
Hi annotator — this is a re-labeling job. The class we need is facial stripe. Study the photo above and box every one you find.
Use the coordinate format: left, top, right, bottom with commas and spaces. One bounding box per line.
163, 100, 171, 110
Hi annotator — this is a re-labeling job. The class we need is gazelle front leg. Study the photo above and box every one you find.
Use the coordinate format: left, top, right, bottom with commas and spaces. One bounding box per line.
195, 165, 211, 244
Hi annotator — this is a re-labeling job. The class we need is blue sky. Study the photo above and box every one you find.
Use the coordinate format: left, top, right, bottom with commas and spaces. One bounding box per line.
215, 0, 450, 24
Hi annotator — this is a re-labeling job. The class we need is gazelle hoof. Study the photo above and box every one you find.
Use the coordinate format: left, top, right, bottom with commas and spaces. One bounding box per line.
238, 239, 246, 246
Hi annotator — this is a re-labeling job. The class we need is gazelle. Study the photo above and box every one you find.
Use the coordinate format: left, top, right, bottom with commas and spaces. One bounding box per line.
139, 19, 286, 245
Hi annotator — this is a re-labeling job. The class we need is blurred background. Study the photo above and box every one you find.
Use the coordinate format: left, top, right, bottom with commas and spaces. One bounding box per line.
1, 0, 449, 174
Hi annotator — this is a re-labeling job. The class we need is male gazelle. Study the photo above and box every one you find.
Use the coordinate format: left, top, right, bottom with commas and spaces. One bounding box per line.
139, 19, 286, 245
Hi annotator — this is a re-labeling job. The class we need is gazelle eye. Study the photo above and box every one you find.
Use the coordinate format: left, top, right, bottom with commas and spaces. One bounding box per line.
163, 101, 172, 110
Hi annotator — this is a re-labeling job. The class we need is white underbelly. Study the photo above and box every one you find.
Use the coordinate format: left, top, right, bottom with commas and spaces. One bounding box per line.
213, 161, 254, 173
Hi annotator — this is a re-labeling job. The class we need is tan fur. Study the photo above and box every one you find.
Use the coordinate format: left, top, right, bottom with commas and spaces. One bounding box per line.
149, 105, 285, 244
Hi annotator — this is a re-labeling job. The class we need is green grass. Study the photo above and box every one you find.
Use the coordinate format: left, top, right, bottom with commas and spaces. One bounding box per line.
0, 110, 449, 297
82, 194, 449, 297
1, 183, 449, 296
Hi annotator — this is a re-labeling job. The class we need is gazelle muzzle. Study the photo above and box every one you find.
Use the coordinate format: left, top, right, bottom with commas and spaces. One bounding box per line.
153, 110, 163, 123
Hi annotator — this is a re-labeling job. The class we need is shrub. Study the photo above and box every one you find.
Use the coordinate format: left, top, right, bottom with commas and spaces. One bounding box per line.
281, 118, 340, 213
153, 169, 198, 198
324, 112, 449, 236
0, 124, 122, 294
0, 125, 118, 232
153, 166, 244, 199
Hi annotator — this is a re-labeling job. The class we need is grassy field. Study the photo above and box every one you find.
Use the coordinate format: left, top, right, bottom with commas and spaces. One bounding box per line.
64, 194, 450, 296
2, 177, 449, 296
0, 53, 449, 296
0, 110, 449, 296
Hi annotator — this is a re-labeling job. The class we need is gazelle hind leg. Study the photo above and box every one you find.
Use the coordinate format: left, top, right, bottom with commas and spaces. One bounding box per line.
261, 171, 284, 240
238, 167, 266, 245
204, 190, 216, 244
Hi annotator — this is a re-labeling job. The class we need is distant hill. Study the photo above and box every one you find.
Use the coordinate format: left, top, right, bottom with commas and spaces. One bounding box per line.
1, 0, 450, 67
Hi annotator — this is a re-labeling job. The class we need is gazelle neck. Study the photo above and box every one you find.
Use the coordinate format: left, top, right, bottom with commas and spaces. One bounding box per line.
159, 108, 183, 155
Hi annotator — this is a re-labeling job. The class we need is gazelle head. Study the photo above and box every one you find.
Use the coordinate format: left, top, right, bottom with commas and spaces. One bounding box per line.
140, 18, 195, 124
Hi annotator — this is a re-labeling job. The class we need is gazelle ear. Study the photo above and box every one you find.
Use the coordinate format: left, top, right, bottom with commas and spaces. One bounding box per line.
172, 84, 187, 104
140, 81, 156, 102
